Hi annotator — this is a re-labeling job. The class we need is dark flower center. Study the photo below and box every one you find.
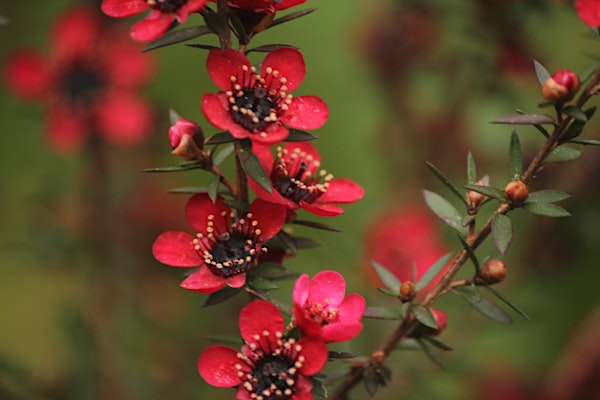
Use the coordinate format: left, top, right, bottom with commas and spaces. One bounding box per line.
271, 147, 332, 204
59, 63, 105, 106
147, 0, 187, 12
231, 88, 277, 133
206, 233, 254, 277
252, 354, 295, 398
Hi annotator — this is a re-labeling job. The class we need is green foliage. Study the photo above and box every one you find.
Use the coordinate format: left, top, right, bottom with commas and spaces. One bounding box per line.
492, 213, 513, 255
370, 260, 401, 294
415, 252, 452, 291
453, 286, 512, 324
423, 190, 468, 236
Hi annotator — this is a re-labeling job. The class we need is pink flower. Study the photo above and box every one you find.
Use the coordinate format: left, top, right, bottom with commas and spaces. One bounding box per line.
292, 271, 366, 343
249, 142, 365, 216
3, 6, 154, 153
575, 0, 600, 28
198, 300, 328, 399
202, 48, 328, 145
101, 0, 208, 41
152, 193, 286, 293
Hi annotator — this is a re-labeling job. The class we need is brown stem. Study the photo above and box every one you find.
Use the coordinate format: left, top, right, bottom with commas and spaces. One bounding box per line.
234, 142, 249, 204
216, 0, 232, 50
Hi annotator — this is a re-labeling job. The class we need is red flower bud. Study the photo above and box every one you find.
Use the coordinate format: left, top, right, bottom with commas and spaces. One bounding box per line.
430, 309, 447, 335
399, 281, 416, 302
475, 259, 507, 285
467, 180, 486, 215
541, 69, 580, 103
504, 180, 529, 204
168, 119, 204, 161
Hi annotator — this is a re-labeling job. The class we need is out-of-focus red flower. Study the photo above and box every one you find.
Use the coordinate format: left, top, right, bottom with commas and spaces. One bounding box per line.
101, 0, 208, 41
198, 300, 328, 399
227, 0, 307, 13
364, 206, 449, 295
3, 6, 154, 153
152, 193, 286, 294
292, 271, 366, 343
249, 142, 364, 217
575, 0, 600, 28
202, 48, 328, 145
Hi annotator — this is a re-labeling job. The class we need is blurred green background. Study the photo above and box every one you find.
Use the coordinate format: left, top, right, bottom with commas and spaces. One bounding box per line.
2, 0, 600, 399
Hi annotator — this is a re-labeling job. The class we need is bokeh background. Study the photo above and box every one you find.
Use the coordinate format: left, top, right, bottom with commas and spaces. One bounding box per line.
2, 0, 600, 399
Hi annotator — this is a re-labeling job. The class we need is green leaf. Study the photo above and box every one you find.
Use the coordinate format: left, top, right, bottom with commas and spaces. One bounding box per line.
423, 336, 453, 351
377, 288, 400, 297
206, 131, 236, 145
142, 163, 203, 173
292, 236, 321, 249
453, 286, 512, 324
285, 128, 318, 141
526, 190, 570, 203
395, 338, 422, 351
310, 377, 327, 398
545, 146, 581, 163
247, 275, 279, 290
413, 306, 437, 329
491, 113, 555, 125
417, 338, 445, 369
227, 8, 246, 39
247, 44, 298, 53
492, 213, 513, 255
426, 162, 468, 205
202, 286, 243, 307
186, 43, 220, 51
213, 143, 235, 166
143, 25, 212, 52
534, 59, 551, 86
363, 306, 402, 320
249, 263, 295, 279
292, 219, 342, 232
363, 367, 389, 397
463, 184, 504, 200
328, 351, 358, 360
268, 8, 317, 30
523, 202, 571, 217
567, 139, 600, 146
457, 235, 480, 272
563, 106, 588, 122
238, 139, 272, 193
202, 7, 227, 36
207, 174, 220, 204
276, 230, 298, 254
415, 252, 452, 291
509, 130, 523, 180
483, 286, 530, 320
370, 261, 401, 294
580, 63, 600, 84
169, 108, 182, 125
467, 151, 477, 184
423, 190, 467, 235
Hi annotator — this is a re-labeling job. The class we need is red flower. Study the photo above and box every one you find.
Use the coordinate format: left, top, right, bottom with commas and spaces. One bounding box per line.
575, 0, 600, 28
292, 271, 366, 343
228, 0, 307, 14
364, 206, 449, 295
101, 0, 208, 41
3, 6, 154, 153
152, 193, 286, 293
249, 142, 365, 216
202, 48, 328, 145
198, 300, 328, 399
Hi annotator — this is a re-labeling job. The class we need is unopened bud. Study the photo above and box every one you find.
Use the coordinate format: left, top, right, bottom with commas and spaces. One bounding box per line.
399, 281, 416, 301
475, 259, 507, 285
504, 180, 529, 204
371, 350, 385, 365
169, 119, 205, 161
430, 309, 447, 335
541, 69, 580, 103
467, 180, 486, 215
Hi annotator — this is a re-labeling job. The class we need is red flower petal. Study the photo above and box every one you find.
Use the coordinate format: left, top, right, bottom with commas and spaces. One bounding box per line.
284, 141, 321, 164
307, 270, 346, 307
292, 274, 309, 306
201, 92, 241, 133
130, 9, 174, 42
207, 49, 250, 90
280, 95, 328, 130
175, 0, 208, 21
248, 198, 286, 240
576, 0, 600, 27
185, 193, 230, 234
248, 177, 294, 208
273, 0, 307, 10
3, 51, 50, 100
251, 123, 290, 145
225, 273, 247, 289
51, 7, 101, 61
297, 336, 328, 376
96, 94, 153, 146
239, 301, 284, 345
338, 293, 366, 322
152, 231, 201, 267
180, 267, 227, 293
263, 48, 306, 92
46, 106, 88, 153
322, 322, 363, 343
236, 386, 253, 400
103, 35, 154, 89
300, 201, 344, 216
101, 0, 149, 17
318, 178, 365, 204
198, 345, 243, 388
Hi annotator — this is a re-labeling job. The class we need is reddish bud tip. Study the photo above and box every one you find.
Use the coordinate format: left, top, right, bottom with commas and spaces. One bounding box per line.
467, 180, 486, 214
430, 309, 447, 335
168, 119, 205, 160
541, 69, 580, 103
475, 259, 507, 285
504, 180, 529, 204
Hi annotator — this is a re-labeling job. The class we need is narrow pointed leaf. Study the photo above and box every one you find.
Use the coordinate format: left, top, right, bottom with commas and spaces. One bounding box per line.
207, 174, 220, 204
423, 190, 467, 235
248, 44, 298, 53
213, 143, 235, 166
423, 336, 453, 351
202, 8, 227, 35
416, 338, 445, 369
526, 190, 570, 203
483, 286, 530, 320
545, 147, 581, 163
250, 263, 295, 279
206, 131, 236, 145
142, 163, 203, 172
169, 108, 182, 125
168, 186, 208, 194
363, 306, 402, 320
523, 202, 571, 217
186, 43, 220, 51
285, 128, 318, 141
247, 275, 279, 290
426, 162, 467, 205
580, 64, 600, 84
328, 351, 358, 360
268, 8, 317, 30
491, 113, 555, 125
238, 139, 272, 193
453, 286, 512, 324
143, 25, 212, 52
534, 59, 551, 86
463, 184, 504, 200
413, 305, 437, 329
310, 377, 327, 398
395, 338, 422, 351
492, 213, 513, 255
370, 260, 401, 294
292, 219, 342, 232
509, 130, 523, 180
467, 151, 477, 184
228, 9, 246, 39
567, 139, 600, 146
277, 230, 298, 254
563, 106, 588, 122
292, 236, 321, 249
457, 234, 480, 272
416, 252, 452, 291
202, 286, 243, 307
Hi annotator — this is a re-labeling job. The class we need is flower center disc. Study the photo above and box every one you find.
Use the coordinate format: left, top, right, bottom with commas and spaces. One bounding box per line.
232, 88, 276, 132
59, 64, 105, 107
207, 233, 254, 277
272, 160, 325, 204
147, 0, 187, 12
252, 354, 296, 398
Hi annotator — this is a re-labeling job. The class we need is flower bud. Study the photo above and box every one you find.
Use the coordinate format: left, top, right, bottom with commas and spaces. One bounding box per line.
504, 180, 529, 204
169, 119, 204, 161
467, 180, 486, 215
475, 259, 507, 285
430, 309, 447, 335
399, 281, 416, 302
541, 69, 580, 103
